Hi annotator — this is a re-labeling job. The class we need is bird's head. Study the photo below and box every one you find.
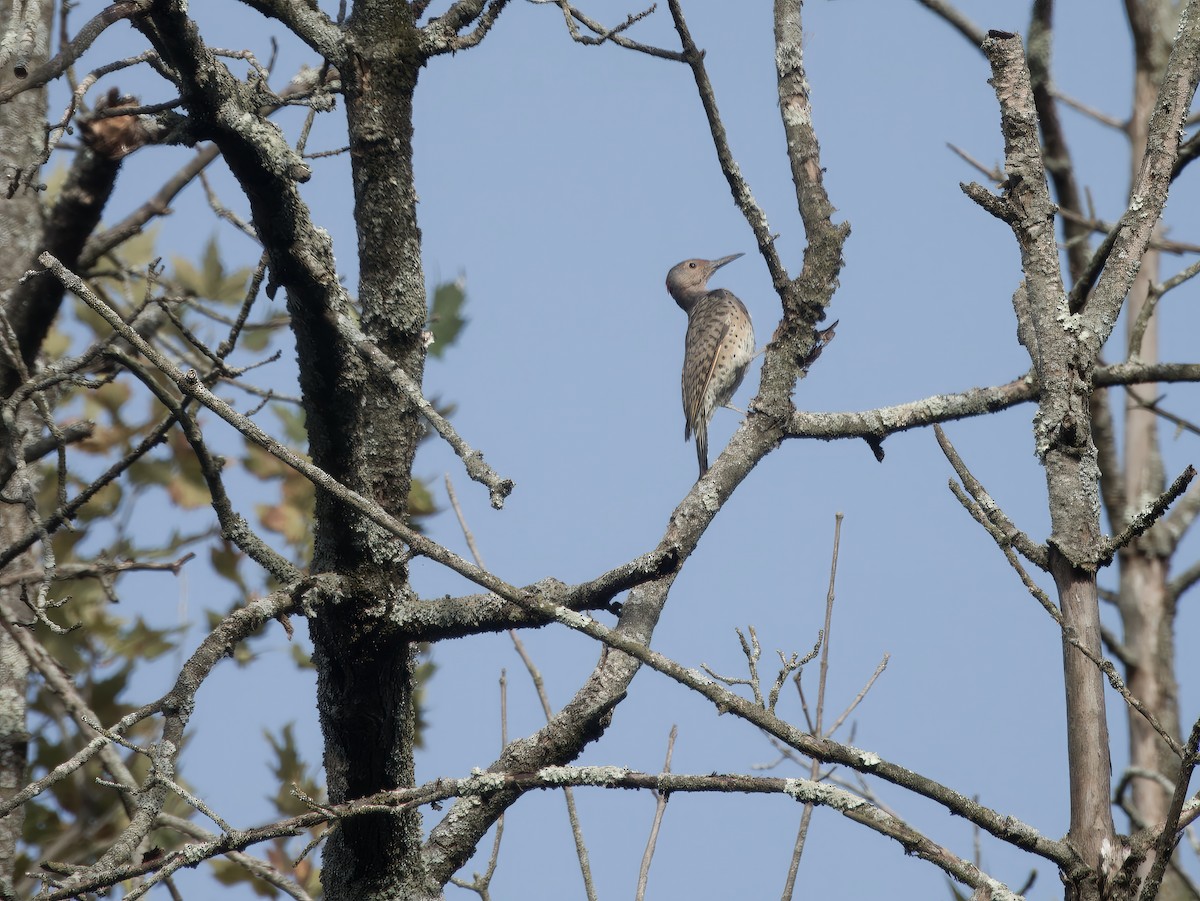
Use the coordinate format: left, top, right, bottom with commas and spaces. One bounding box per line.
665, 253, 743, 312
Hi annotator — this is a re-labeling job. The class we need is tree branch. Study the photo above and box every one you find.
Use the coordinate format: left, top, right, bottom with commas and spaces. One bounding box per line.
935, 425, 1049, 569
0, 0, 144, 102
912, 0, 987, 49
532, 0, 684, 61
336, 314, 513, 508
232, 0, 345, 62
1082, 3, 1200, 339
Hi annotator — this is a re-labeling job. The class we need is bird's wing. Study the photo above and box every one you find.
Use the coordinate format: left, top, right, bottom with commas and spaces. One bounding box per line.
683, 309, 730, 440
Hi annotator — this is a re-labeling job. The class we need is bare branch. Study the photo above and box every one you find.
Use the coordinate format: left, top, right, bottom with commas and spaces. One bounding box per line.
444, 475, 598, 900
531, 0, 682, 60
0, 0, 143, 101
1059, 207, 1200, 256
1167, 556, 1200, 603
113, 350, 300, 582
339, 315, 513, 508
935, 425, 1049, 570
947, 142, 1003, 181
1098, 465, 1196, 566
668, 0, 789, 296
232, 0, 345, 61
1135, 717, 1200, 901
965, 513, 1186, 762
787, 362, 1200, 451
912, 0, 987, 49
1028, 0, 1091, 282
1082, 6, 1200, 337
39, 252, 530, 604
635, 726, 676, 901
1051, 85, 1127, 131
45, 764, 1029, 901
435, 560, 1078, 871
421, 0, 512, 55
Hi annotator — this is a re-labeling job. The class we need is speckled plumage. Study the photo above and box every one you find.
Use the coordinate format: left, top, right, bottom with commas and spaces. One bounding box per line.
665, 254, 754, 478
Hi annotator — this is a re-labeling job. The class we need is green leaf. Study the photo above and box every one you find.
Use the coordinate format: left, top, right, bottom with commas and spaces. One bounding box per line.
110, 616, 179, 663
427, 277, 468, 358
210, 542, 245, 588
290, 643, 313, 669
408, 478, 437, 519
265, 724, 324, 816
211, 858, 280, 898
272, 404, 309, 446
172, 236, 254, 303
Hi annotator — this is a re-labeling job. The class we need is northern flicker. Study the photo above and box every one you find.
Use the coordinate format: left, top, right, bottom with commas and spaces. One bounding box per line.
665, 253, 755, 478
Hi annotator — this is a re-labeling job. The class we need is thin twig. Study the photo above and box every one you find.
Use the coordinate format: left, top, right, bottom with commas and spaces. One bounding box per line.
530, 0, 684, 61
947, 142, 1003, 182
338, 316, 513, 508
1051, 85, 1126, 130
635, 725, 677, 901
1136, 716, 1200, 901
1098, 465, 1196, 566
450, 670, 508, 899
444, 474, 597, 901
826, 654, 890, 738
913, 0, 987, 48
935, 425, 1049, 569
783, 514, 842, 901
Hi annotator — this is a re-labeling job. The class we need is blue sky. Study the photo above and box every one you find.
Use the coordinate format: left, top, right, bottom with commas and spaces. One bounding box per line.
44, 1, 1200, 898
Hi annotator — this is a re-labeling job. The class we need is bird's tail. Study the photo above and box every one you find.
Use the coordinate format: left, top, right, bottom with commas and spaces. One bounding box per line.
695, 424, 709, 478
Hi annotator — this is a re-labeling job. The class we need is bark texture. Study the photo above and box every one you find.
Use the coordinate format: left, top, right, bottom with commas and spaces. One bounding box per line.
0, 2, 52, 894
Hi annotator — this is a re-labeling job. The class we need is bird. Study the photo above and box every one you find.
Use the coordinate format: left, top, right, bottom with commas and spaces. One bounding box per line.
665, 253, 755, 478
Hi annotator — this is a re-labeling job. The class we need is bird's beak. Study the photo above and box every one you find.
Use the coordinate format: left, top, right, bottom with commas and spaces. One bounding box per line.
708, 253, 744, 274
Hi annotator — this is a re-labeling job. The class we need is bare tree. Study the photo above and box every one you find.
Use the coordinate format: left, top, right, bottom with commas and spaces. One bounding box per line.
0, 0, 1196, 900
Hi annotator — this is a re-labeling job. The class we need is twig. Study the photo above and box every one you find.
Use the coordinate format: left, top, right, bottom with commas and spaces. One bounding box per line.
1126, 387, 1200, 438
668, 0, 788, 294
450, 670, 508, 899
635, 725, 676, 901
444, 474, 597, 901
1051, 85, 1126, 130
947, 142, 1003, 182
0, 553, 195, 589
703, 626, 764, 706
0, 0, 144, 101
43, 765, 1030, 901
1097, 465, 1196, 566
199, 171, 260, 241
826, 654, 890, 739
969, 511, 1186, 760
912, 0, 987, 49
1136, 717, 1200, 901
503, 628, 599, 901
935, 425, 1049, 569
1058, 207, 1200, 255
529, 0, 684, 61
814, 514, 841, 738
938, 421, 1184, 757
337, 315, 513, 508
1167, 555, 1200, 604
42, 252, 525, 602
782, 515, 846, 901
445, 474, 486, 566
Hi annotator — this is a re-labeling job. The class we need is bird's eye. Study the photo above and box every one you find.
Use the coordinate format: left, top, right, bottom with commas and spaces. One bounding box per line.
688, 262, 698, 269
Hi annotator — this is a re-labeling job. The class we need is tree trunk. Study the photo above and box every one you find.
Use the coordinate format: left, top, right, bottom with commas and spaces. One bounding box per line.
307, 4, 433, 898
0, 2, 53, 892
1114, 4, 1187, 896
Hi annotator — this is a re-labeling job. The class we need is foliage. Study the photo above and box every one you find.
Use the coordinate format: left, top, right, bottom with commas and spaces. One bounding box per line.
13, 218, 466, 894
